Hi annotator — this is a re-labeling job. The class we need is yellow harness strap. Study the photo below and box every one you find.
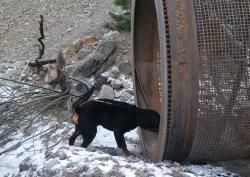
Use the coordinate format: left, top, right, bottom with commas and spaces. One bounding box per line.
94, 99, 106, 104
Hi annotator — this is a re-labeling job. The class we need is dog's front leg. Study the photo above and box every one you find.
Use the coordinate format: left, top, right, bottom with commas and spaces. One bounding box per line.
80, 126, 97, 148
113, 129, 133, 156
69, 128, 81, 146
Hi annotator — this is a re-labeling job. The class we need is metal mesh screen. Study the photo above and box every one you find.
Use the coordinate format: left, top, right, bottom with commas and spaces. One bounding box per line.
188, 0, 250, 161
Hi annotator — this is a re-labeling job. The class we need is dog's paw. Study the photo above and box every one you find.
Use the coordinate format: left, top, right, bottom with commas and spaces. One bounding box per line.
69, 140, 74, 146
116, 148, 135, 157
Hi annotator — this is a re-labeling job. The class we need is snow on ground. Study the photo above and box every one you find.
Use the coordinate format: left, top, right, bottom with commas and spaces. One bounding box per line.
0, 117, 239, 177
0, 104, 239, 176
0, 65, 241, 177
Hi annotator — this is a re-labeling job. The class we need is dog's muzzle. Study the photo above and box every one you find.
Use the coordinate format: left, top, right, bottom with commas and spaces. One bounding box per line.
71, 112, 79, 125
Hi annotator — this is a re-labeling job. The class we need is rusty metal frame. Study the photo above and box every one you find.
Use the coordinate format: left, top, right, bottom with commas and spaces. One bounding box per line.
132, 0, 200, 162
164, 0, 200, 162
133, 0, 250, 162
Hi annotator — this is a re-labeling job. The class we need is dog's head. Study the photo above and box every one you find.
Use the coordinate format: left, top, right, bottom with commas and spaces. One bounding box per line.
71, 112, 79, 125
70, 86, 94, 125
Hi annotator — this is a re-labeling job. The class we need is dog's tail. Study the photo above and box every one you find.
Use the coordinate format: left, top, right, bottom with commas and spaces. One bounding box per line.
72, 85, 94, 113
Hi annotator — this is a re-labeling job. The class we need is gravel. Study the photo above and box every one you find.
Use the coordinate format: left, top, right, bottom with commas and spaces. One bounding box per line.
0, 0, 117, 64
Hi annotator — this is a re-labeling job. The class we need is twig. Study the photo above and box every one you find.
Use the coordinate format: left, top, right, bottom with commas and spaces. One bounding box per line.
1, 126, 70, 156
0, 118, 67, 156
0, 77, 81, 97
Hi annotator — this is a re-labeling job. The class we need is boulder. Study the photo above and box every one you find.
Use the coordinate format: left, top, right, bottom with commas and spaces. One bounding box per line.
73, 41, 117, 77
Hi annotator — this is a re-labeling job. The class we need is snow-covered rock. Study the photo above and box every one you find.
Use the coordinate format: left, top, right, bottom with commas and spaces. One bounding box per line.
120, 91, 133, 102
98, 85, 115, 99
111, 80, 123, 90
103, 31, 120, 41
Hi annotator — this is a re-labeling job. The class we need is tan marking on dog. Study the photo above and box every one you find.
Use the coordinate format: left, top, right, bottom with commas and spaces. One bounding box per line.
72, 112, 79, 124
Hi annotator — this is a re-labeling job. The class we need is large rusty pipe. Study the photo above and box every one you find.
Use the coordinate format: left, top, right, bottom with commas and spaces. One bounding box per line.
132, 0, 250, 162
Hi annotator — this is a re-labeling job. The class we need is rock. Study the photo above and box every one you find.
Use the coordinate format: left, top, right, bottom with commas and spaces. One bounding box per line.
173, 162, 181, 167
63, 39, 83, 56
71, 39, 83, 53
104, 166, 125, 177
125, 89, 134, 95
120, 91, 133, 102
19, 157, 33, 172
83, 35, 98, 45
87, 167, 103, 177
43, 84, 53, 89
76, 82, 89, 92
98, 85, 114, 99
67, 27, 72, 32
43, 159, 60, 176
94, 76, 108, 91
122, 82, 131, 89
77, 50, 92, 60
62, 165, 89, 177
118, 62, 132, 76
73, 41, 117, 77
135, 168, 153, 177
64, 65, 75, 75
66, 162, 78, 168
114, 90, 121, 98
58, 151, 68, 160
94, 54, 116, 77
111, 80, 123, 90
103, 31, 119, 41
63, 49, 78, 63
109, 67, 120, 79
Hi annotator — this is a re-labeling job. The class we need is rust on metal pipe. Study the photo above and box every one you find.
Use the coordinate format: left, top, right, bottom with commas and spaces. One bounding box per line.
132, 0, 250, 163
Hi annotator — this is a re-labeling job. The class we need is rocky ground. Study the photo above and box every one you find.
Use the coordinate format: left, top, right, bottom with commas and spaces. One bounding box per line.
0, 0, 249, 177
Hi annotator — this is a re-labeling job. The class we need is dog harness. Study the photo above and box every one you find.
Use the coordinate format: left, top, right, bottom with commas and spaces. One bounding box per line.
94, 99, 113, 105
94, 99, 106, 104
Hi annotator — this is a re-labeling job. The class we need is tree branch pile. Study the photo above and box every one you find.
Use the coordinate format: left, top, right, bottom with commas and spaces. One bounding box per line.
0, 79, 72, 151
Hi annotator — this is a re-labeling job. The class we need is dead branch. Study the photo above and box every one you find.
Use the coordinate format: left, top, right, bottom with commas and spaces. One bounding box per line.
35, 15, 45, 61
0, 77, 80, 97
0, 118, 67, 156
26, 59, 56, 67
56, 51, 68, 92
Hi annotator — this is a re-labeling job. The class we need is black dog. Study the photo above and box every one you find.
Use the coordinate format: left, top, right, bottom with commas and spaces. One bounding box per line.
69, 86, 160, 155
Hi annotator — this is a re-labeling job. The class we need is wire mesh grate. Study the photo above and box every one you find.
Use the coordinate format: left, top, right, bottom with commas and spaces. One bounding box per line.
188, 0, 250, 161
